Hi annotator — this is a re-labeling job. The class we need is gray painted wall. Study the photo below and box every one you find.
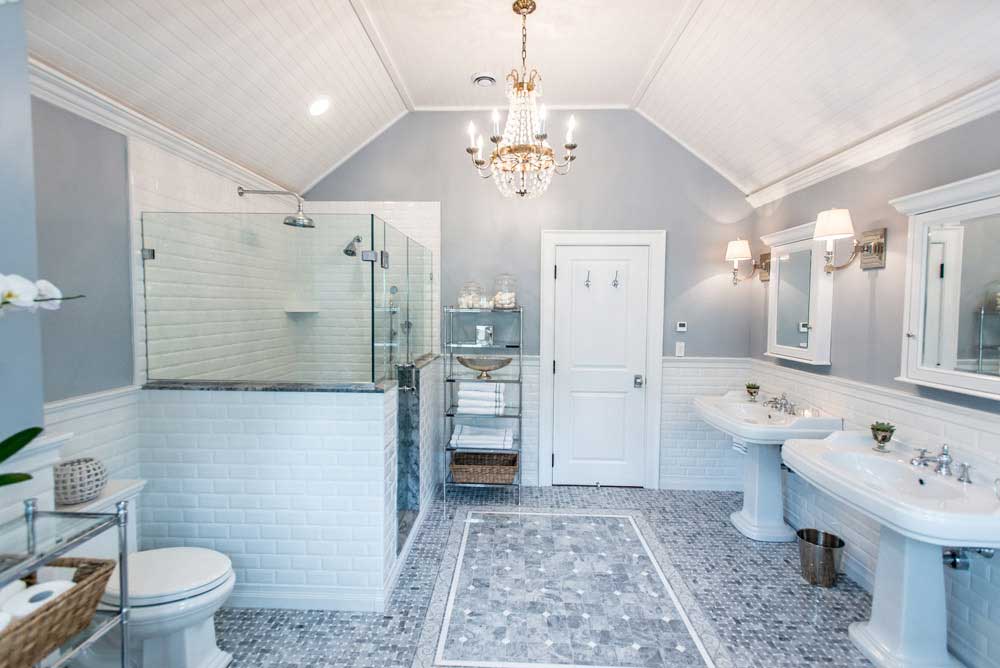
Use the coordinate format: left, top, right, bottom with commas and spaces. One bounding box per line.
750, 110, 1000, 414
32, 98, 133, 401
306, 110, 755, 356
0, 3, 44, 436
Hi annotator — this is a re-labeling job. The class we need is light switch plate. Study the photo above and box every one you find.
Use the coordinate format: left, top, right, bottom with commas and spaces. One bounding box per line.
676, 321, 687, 332
675, 341, 685, 357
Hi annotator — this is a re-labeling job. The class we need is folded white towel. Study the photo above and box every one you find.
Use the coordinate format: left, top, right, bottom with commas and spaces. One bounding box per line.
458, 383, 504, 397
456, 425, 511, 437
450, 424, 514, 448
454, 406, 502, 415
457, 399, 502, 409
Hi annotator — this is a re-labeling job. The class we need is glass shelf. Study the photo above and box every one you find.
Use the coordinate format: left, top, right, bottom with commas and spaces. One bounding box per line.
444, 307, 523, 313
445, 342, 521, 349
446, 374, 522, 384
445, 440, 521, 454
0, 510, 117, 587
48, 609, 123, 667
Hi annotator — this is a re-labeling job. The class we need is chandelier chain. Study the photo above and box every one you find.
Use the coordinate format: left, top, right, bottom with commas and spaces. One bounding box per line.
521, 14, 527, 74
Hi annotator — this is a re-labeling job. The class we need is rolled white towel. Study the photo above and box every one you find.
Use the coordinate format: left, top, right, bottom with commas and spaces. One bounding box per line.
0, 580, 25, 608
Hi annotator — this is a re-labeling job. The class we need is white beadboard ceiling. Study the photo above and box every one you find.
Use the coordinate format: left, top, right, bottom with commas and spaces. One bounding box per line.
22, 0, 1000, 202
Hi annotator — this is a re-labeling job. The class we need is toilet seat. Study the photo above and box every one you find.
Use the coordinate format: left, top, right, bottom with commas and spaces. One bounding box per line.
102, 547, 233, 607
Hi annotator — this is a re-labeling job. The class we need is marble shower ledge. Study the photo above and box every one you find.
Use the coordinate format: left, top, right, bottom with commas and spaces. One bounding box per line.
143, 379, 396, 393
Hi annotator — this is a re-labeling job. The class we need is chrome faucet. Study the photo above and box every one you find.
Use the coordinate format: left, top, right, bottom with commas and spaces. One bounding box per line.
763, 393, 796, 415
910, 445, 954, 476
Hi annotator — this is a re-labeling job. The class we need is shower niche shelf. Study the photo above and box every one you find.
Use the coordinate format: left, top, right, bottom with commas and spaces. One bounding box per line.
284, 306, 320, 314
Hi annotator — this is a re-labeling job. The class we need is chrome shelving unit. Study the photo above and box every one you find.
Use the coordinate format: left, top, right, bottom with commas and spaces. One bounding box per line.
443, 307, 523, 505
0, 498, 129, 668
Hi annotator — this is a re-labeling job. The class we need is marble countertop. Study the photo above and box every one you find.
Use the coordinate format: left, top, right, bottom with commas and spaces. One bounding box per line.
143, 379, 395, 393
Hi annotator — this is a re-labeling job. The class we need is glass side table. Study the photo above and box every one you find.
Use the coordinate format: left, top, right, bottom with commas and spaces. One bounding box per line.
0, 498, 129, 668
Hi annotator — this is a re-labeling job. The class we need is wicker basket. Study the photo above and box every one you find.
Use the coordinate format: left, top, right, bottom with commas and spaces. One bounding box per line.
450, 452, 518, 485
0, 557, 116, 668
54, 458, 108, 506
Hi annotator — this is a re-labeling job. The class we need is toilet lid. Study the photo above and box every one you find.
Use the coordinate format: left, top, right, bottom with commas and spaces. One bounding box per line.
103, 547, 232, 607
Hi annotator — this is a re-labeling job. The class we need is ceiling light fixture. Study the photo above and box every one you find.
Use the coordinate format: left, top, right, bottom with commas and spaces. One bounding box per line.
464, 0, 578, 199
309, 96, 331, 117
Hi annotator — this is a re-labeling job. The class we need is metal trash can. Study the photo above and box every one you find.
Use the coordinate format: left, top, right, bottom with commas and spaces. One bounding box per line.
797, 529, 845, 587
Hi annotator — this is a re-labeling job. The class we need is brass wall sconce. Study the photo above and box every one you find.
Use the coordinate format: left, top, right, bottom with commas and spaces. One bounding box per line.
813, 208, 886, 273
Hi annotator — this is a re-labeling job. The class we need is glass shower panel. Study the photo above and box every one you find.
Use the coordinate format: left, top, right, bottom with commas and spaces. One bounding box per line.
375, 218, 408, 382
407, 238, 433, 362
141, 211, 375, 384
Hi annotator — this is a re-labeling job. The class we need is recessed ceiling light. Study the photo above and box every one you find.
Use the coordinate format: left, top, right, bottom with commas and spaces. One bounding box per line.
309, 96, 331, 116
471, 72, 497, 88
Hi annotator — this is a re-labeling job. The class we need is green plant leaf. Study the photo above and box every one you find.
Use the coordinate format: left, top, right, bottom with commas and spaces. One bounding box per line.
0, 473, 32, 487
0, 427, 42, 464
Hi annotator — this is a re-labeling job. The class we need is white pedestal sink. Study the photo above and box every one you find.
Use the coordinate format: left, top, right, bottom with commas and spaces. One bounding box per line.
693, 391, 843, 542
783, 432, 1000, 668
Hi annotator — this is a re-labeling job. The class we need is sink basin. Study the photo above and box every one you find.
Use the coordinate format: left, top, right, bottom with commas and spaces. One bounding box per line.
784, 432, 999, 547
693, 391, 843, 542
783, 431, 1000, 668
694, 391, 843, 445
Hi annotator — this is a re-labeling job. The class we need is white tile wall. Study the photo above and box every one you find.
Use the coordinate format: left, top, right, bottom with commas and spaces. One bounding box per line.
44, 386, 141, 479
660, 358, 749, 490
750, 359, 1000, 668
138, 387, 399, 612
381, 386, 399, 590
419, 358, 443, 508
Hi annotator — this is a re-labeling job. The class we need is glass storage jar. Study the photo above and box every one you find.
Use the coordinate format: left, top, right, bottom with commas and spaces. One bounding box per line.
493, 274, 517, 309
458, 281, 483, 309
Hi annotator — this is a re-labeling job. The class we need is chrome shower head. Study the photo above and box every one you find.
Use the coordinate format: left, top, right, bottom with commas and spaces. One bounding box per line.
284, 201, 315, 228
343, 235, 363, 256
236, 186, 314, 229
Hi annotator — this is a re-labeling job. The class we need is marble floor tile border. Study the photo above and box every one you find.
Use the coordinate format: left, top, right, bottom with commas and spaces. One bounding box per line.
411, 505, 734, 668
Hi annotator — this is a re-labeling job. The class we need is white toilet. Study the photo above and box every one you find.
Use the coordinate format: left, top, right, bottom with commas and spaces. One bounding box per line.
62, 481, 235, 668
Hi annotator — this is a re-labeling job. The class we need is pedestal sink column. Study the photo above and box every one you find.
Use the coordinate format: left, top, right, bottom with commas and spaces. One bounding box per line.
849, 526, 960, 668
730, 440, 796, 542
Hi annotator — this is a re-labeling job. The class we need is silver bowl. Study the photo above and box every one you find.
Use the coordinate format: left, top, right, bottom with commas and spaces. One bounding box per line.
457, 356, 512, 380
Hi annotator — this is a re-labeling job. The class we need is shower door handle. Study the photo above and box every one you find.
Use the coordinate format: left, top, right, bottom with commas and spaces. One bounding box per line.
634, 374, 644, 389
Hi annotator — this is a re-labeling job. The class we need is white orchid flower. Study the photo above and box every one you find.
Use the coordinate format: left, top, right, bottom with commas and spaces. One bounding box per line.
34, 279, 63, 310
0, 274, 39, 310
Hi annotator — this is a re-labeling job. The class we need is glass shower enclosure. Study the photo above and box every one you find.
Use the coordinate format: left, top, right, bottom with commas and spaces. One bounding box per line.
140, 211, 432, 385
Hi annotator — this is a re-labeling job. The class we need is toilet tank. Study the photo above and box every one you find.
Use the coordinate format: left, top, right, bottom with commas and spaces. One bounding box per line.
60, 480, 146, 561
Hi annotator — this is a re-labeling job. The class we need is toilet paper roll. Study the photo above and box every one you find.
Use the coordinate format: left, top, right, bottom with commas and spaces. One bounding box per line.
0, 579, 25, 608
2, 581, 76, 618
0, 611, 10, 632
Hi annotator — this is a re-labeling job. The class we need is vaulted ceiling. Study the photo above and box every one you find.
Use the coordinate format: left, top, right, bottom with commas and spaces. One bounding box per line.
24, 0, 1000, 202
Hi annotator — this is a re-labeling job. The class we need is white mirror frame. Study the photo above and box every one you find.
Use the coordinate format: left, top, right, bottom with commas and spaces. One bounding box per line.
892, 169, 1000, 400
760, 221, 833, 365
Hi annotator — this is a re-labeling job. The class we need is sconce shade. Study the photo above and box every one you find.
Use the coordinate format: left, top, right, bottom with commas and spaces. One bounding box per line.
814, 209, 855, 241
725, 238, 753, 262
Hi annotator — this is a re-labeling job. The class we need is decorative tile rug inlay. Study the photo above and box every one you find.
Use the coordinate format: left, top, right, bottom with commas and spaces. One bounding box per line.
418, 509, 727, 668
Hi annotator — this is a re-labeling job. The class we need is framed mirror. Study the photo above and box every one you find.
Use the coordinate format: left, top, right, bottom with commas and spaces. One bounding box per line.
894, 170, 1000, 399
761, 222, 833, 365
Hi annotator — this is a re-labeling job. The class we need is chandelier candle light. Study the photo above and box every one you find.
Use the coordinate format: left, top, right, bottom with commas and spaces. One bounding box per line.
464, 0, 579, 199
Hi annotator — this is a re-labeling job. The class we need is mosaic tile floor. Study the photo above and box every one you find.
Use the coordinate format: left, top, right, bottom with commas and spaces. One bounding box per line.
215, 488, 873, 668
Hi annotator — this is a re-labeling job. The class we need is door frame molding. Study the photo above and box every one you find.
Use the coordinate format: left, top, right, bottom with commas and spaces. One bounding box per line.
539, 229, 666, 488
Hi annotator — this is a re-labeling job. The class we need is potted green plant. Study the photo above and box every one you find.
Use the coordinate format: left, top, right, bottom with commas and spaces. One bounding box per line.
745, 382, 760, 402
0, 427, 41, 487
870, 421, 895, 453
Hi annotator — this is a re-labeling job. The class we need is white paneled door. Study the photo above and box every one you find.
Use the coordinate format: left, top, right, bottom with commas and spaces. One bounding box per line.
552, 245, 649, 486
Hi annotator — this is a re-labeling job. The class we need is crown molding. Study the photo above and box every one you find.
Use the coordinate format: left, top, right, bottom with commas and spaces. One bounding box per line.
889, 168, 1000, 216
27, 58, 289, 193
348, 0, 414, 111
630, 0, 703, 108
759, 220, 816, 247
746, 76, 1000, 209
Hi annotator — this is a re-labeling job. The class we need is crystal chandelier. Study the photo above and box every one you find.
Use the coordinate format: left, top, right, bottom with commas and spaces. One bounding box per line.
464, 0, 578, 199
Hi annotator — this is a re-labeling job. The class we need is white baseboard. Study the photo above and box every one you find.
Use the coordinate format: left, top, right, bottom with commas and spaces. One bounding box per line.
226, 584, 385, 612
658, 478, 742, 492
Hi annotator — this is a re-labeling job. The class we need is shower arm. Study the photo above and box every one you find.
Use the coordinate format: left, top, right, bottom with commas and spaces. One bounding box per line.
236, 186, 305, 210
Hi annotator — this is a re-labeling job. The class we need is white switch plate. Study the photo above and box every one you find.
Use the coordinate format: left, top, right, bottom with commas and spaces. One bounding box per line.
676, 321, 687, 332
675, 341, 685, 357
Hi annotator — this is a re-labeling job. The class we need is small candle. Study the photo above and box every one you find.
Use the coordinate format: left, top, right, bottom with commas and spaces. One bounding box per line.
467, 121, 476, 149
566, 115, 576, 144
491, 109, 501, 138
538, 105, 547, 135
475, 135, 484, 161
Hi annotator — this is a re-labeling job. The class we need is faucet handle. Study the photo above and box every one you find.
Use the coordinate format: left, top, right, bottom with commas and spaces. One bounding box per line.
958, 463, 972, 484
941, 444, 950, 456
